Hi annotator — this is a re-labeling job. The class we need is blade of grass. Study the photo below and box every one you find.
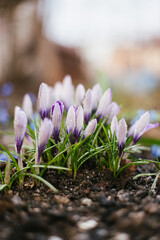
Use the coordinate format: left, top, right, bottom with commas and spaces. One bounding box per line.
0, 184, 8, 191
10, 173, 58, 193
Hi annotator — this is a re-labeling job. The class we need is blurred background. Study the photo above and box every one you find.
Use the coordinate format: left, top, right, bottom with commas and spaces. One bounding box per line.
0, 0, 160, 121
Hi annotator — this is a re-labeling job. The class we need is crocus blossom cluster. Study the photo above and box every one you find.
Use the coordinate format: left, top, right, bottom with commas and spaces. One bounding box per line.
35, 77, 119, 143
13, 75, 159, 175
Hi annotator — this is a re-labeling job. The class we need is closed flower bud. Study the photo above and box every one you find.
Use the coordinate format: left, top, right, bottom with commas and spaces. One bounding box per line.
22, 94, 33, 120
117, 118, 127, 156
14, 106, 27, 169
53, 81, 63, 100
75, 84, 85, 106
83, 89, 92, 124
75, 105, 84, 140
84, 119, 97, 138
51, 101, 64, 143
107, 102, 120, 124
128, 111, 159, 143
66, 105, 76, 135
62, 75, 74, 110
38, 82, 50, 119
36, 118, 53, 165
96, 88, 112, 120
110, 116, 118, 138
92, 83, 102, 111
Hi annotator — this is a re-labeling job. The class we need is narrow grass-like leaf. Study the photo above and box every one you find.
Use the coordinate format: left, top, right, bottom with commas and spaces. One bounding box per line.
0, 184, 8, 191
10, 173, 58, 193
0, 169, 4, 184
133, 173, 157, 179
115, 160, 155, 178
0, 144, 19, 170
150, 173, 160, 193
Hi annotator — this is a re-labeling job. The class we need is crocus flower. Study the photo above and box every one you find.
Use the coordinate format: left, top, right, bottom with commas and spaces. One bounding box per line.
53, 81, 63, 100
75, 83, 85, 106
84, 119, 97, 138
62, 75, 74, 110
38, 82, 50, 119
92, 83, 102, 111
75, 105, 84, 140
83, 89, 92, 124
107, 102, 120, 124
96, 88, 112, 120
66, 105, 76, 135
51, 101, 64, 143
22, 93, 33, 120
110, 116, 118, 138
117, 118, 127, 156
128, 111, 159, 144
36, 118, 53, 165
14, 106, 27, 169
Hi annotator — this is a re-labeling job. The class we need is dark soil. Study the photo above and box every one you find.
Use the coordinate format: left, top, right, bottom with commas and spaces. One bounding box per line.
0, 164, 160, 240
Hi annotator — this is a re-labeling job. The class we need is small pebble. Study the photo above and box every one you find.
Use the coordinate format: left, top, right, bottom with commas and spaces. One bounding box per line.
95, 228, 108, 237
12, 195, 26, 208
31, 207, 41, 214
74, 233, 89, 240
144, 203, 158, 214
129, 211, 145, 224
112, 232, 130, 240
91, 185, 99, 191
54, 195, 70, 204
156, 195, 160, 203
117, 191, 130, 201
78, 219, 98, 230
98, 195, 115, 207
148, 236, 159, 240
48, 236, 63, 240
81, 198, 92, 206
135, 190, 148, 199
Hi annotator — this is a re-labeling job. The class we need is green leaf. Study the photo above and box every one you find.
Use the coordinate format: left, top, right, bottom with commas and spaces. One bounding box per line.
0, 184, 8, 191
0, 144, 19, 170
11, 173, 58, 193
133, 173, 157, 179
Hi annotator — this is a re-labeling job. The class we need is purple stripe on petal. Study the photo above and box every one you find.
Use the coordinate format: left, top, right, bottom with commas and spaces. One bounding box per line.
84, 113, 91, 125
37, 144, 45, 165
118, 142, 125, 157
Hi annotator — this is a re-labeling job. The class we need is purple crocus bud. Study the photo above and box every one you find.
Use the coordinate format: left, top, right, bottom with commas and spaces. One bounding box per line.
128, 111, 159, 143
66, 105, 76, 135
62, 75, 74, 110
75, 106, 84, 140
96, 88, 112, 120
51, 101, 64, 143
84, 119, 97, 138
75, 84, 85, 106
107, 102, 120, 124
110, 116, 118, 138
22, 94, 33, 120
117, 118, 127, 156
38, 82, 50, 119
14, 106, 27, 169
36, 118, 53, 165
92, 83, 102, 111
83, 89, 92, 124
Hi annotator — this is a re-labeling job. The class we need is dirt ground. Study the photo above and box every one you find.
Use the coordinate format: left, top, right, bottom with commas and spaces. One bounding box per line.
0, 163, 160, 240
